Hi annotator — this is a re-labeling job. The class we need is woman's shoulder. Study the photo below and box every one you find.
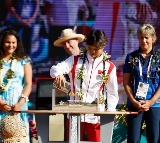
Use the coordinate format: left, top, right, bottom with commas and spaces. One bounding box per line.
19, 56, 32, 65
153, 50, 160, 56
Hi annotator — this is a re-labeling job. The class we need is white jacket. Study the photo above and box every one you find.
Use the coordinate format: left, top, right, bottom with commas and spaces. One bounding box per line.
50, 52, 119, 124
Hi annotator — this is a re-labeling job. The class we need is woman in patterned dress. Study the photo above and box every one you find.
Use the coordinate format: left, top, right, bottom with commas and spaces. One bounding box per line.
0, 29, 32, 142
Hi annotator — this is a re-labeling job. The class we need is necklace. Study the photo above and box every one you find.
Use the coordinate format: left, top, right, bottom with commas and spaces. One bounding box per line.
0, 57, 16, 92
76, 49, 111, 104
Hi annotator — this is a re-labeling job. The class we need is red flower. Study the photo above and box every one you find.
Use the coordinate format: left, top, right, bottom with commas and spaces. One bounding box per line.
98, 70, 103, 74
29, 120, 38, 140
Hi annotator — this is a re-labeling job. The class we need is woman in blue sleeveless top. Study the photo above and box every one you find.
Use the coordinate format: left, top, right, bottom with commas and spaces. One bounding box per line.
0, 29, 32, 143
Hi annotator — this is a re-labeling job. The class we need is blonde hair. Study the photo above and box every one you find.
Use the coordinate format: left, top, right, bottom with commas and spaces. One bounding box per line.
137, 24, 157, 44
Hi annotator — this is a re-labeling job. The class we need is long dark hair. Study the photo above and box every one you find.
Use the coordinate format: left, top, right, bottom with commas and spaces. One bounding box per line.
0, 28, 28, 59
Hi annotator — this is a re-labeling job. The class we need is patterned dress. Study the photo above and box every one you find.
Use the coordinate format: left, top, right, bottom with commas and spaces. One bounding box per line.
0, 57, 32, 142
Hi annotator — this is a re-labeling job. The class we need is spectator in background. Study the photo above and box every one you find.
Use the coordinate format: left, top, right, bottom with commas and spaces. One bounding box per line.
5, 0, 39, 55
44, 0, 89, 26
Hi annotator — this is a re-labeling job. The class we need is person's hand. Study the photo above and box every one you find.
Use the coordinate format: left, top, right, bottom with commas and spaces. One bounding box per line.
11, 102, 22, 115
138, 100, 151, 112
54, 75, 66, 88
10, 7, 32, 27
0, 102, 11, 112
21, 19, 32, 27
131, 99, 142, 110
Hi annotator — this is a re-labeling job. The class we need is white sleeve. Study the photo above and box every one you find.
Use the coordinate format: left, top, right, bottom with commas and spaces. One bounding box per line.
50, 56, 74, 78
105, 66, 119, 111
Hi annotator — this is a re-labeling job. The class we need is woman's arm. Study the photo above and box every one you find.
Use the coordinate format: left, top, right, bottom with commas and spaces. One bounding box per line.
12, 63, 32, 112
27, 0, 40, 24
123, 73, 142, 110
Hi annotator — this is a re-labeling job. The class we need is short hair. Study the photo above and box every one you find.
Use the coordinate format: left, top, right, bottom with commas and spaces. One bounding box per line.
85, 29, 108, 48
137, 24, 157, 44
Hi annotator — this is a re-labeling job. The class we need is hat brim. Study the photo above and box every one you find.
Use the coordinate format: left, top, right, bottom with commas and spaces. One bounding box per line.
54, 34, 85, 47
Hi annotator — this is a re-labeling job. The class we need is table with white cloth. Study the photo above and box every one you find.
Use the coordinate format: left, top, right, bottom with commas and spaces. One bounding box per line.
21, 105, 138, 143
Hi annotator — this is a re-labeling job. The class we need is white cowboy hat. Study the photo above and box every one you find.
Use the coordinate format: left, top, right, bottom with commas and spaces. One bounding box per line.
54, 28, 85, 47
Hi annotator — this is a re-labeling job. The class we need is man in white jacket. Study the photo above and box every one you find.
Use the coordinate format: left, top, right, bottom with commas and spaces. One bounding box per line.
50, 29, 119, 142
53, 28, 85, 141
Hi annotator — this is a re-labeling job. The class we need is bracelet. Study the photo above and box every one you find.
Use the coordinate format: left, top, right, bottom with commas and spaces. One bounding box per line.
21, 94, 29, 102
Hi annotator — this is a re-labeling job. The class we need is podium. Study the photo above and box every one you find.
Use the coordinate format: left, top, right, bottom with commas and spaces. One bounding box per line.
21, 105, 138, 143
